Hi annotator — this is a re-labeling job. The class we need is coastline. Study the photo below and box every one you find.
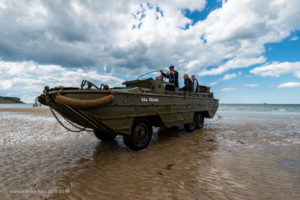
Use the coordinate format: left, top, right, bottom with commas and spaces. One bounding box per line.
0, 96, 24, 104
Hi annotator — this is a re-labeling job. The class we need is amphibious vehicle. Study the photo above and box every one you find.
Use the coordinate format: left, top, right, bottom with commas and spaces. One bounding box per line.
38, 73, 219, 150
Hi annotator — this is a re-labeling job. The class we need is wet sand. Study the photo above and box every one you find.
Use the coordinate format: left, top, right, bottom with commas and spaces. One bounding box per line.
0, 108, 299, 200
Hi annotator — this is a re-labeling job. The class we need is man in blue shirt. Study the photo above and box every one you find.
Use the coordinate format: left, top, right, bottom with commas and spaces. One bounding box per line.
160, 65, 179, 91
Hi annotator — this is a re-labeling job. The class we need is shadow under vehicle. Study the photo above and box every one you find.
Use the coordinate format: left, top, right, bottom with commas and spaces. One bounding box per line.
38, 72, 219, 150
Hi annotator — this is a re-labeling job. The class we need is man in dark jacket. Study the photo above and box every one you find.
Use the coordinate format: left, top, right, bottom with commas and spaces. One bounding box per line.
191, 75, 199, 92
182, 74, 193, 92
160, 65, 179, 91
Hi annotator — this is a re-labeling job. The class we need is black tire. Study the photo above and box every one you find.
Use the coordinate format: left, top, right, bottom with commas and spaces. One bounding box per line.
94, 130, 117, 141
196, 112, 204, 129
123, 118, 152, 151
184, 113, 197, 132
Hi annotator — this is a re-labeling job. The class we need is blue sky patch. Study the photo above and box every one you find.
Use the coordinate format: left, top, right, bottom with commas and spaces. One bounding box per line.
183, 0, 223, 25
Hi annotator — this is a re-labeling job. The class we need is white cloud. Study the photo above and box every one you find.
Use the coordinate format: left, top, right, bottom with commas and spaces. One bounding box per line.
0, 0, 299, 76
250, 62, 300, 78
1, 0, 300, 101
209, 82, 218, 86
277, 82, 300, 88
198, 57, 266, 76
290, 36, 299, 41
222, 73, 237, 80
221, 87, 236, 91
160, 0, 206, 12
208, 73, 237, 86
195, 0, 300, 76
0, 61, 124, 103
244, 83, 259, 87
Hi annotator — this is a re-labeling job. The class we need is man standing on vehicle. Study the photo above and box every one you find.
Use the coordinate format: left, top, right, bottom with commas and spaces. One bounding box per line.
191, 75, 199, 93
160, 65, 179, 91
182, 74, 193, 92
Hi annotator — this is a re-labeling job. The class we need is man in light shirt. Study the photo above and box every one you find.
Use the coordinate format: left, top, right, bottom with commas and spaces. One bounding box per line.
191, 75, 199, 93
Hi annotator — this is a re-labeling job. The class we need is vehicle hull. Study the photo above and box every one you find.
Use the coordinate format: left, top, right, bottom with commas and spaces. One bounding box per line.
41, 89, 219, 135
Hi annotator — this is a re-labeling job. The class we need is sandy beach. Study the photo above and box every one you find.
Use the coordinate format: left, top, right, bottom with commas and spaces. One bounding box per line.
0, 107, 299, 200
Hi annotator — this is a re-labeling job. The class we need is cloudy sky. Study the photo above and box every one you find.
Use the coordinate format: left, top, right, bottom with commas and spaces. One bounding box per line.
0, 0, 300, 103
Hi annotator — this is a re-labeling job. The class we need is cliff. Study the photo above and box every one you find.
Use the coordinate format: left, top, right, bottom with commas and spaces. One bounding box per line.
0, 96, 24, 104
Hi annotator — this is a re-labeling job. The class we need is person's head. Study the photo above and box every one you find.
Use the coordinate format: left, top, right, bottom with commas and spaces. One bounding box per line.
183, 74, 188, 79
169, 65, 174, 72
156, 75, 163, 81
191, 75, 196, 80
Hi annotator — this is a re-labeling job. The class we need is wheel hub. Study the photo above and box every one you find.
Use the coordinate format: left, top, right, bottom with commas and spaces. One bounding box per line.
134, 124, 148, 143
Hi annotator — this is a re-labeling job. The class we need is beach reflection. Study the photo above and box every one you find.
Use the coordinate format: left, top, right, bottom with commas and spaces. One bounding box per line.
48, 126, 219, 200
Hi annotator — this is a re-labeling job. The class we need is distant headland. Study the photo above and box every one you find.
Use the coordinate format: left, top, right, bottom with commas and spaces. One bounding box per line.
0, 96, 24, 104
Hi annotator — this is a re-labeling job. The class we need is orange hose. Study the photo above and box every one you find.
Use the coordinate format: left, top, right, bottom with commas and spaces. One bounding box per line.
55, 89, 115, 108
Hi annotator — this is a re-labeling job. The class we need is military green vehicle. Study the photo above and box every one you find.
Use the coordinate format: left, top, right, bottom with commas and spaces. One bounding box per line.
38, 73, 219, 150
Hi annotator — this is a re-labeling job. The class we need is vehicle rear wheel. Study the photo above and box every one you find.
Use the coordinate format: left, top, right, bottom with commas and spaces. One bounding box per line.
94, 130, 117, 141
184, 113, 197, 132
123, 118, 152, 151
196, 112, 204, 129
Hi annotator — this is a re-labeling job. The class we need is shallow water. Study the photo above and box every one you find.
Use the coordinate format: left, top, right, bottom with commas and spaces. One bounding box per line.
0, 108, 299, 200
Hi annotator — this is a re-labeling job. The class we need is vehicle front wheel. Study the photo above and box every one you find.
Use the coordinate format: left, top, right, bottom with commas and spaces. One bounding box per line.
94, 130, 117, 141
123, 118, 152, 151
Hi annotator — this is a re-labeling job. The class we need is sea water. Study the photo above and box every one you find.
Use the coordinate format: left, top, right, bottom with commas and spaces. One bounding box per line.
219, 104, 300, 113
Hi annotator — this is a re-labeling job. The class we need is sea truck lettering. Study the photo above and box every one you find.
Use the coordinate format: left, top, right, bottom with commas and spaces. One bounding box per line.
141, 97, 159, 102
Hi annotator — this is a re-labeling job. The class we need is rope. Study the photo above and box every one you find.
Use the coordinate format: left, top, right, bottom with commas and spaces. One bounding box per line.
45, 90, 91, 133
49, 105, 88, 132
